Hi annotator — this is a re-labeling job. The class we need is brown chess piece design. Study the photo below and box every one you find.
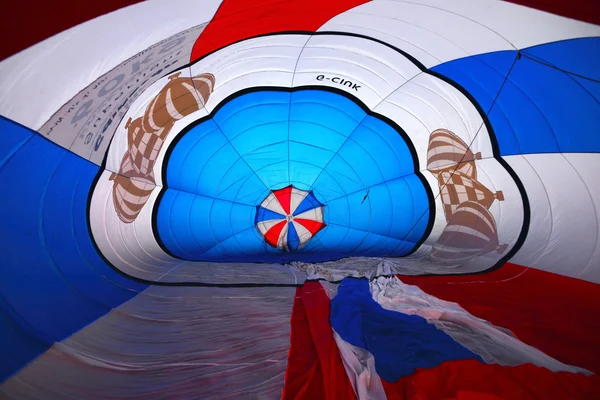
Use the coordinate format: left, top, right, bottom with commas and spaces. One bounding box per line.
110, 71, 216, 223
109, 151, 156, 224
141, 72, 215, 133
431, 200, 508, 265
127, 117, 175, 176
426, 128, 481, 179
438, 171, 504, 222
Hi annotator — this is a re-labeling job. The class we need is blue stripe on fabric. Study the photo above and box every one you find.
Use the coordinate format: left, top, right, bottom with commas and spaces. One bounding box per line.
287, 222, 300, 251
432, 38, 600, 155
330, 278, 483, 382
522, 37, 600, 82
293, 191, 322, 216
256, 206, 285, 222
159, 89, 429, 262
0, 116, 147, 383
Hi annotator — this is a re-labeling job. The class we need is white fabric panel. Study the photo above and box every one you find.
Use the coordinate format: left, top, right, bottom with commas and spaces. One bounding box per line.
262, 192, 287, 215
257, 220, 282, 236
562, 154, 600, 282
293, 34, 421, 109
290, 188, 309, 214
295, 207, 324, 223
319, 0, 511, 68
0, 0, 223, 131
191, 35, 309, 113
90, 171, 304, 284
373, 73, 494, 174
277, 223, 290, 248
506, 154, 600, 283
1, 285, 296, 399
401, 0, 600, 49
332, 330, 387, 400
90, 170, 179, 282
320, 0, 600, 68
292, 221, 313, 244
371, 276, 591, 374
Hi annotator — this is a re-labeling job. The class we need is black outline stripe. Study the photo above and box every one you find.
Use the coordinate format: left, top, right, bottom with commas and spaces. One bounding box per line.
153, 84, 432, 263
87, 30, 531, 287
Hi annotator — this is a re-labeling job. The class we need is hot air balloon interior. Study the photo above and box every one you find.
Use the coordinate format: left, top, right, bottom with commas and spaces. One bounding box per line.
1, 0, 600, 398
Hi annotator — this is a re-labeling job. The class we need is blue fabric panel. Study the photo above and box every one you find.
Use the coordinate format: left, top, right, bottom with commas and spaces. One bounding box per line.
0, 118, 34, 167
256, 207, 285, 222
522, 37, 600, 82
432, 38, 600, 155
158, 89, 430, 262
294, 191, 322, 216
432, 50, 517, 114
0, 117, 147, 382
287, 222, 300, 251
330, 278, 484, 382
0, 305, 51, 384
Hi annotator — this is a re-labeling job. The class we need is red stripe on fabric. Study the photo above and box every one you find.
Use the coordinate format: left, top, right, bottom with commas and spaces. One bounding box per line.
283, 282, 356, 400
0, 0, 142, 61
399, 262, 600, 375
190, 0, 369, 61
264, 220, 287, 247
381, 359, 600, 400
282, 287, 325, 400
295, 218, 325, 236
275, 186, 293, 215
504, 0, 600, 25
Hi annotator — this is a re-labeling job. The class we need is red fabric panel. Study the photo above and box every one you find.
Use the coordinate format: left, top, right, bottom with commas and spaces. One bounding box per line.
381, 360, 600, 400
190, 0, 369, 61
264, 220, 287, 247
282, 287, 325, 399
504, 0, 600, 25
295, 219, 325, 236
0, 0, 142, 61
282, 282, 356, 400
275, 186, 293, 214
399, 262, 600, 375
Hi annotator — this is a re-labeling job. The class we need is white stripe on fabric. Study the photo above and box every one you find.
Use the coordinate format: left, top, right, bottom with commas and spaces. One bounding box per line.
260, 192, 287, 216
443, 224, 491, 242
332, 330, 387, 400
165, 88, 185, 120
277, 222, 289, 250
295, 206, 324, 223
256, 219, 284, 236
370, 276, 591, 375
290, 188, 309, 215
181, 82, 201, 106
455, 206, 495, 232
147, 97, 161, 132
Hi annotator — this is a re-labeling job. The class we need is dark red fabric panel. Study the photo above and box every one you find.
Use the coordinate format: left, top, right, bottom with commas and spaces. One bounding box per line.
282, 287, 325, 399
0, 0, 142, 61
282, 282, 356, 400
399, 262, 600, 375
381, 360, 600, 400
505, 0, 600, 25
190, 0, 369, 61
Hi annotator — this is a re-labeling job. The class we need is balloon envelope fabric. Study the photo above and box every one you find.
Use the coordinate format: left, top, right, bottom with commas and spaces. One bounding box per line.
157, 89, 429, 263
1, 0, 600, 399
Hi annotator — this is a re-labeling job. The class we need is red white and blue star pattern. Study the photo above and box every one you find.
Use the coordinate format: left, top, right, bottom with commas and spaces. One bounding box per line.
255, 186, 326, 251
